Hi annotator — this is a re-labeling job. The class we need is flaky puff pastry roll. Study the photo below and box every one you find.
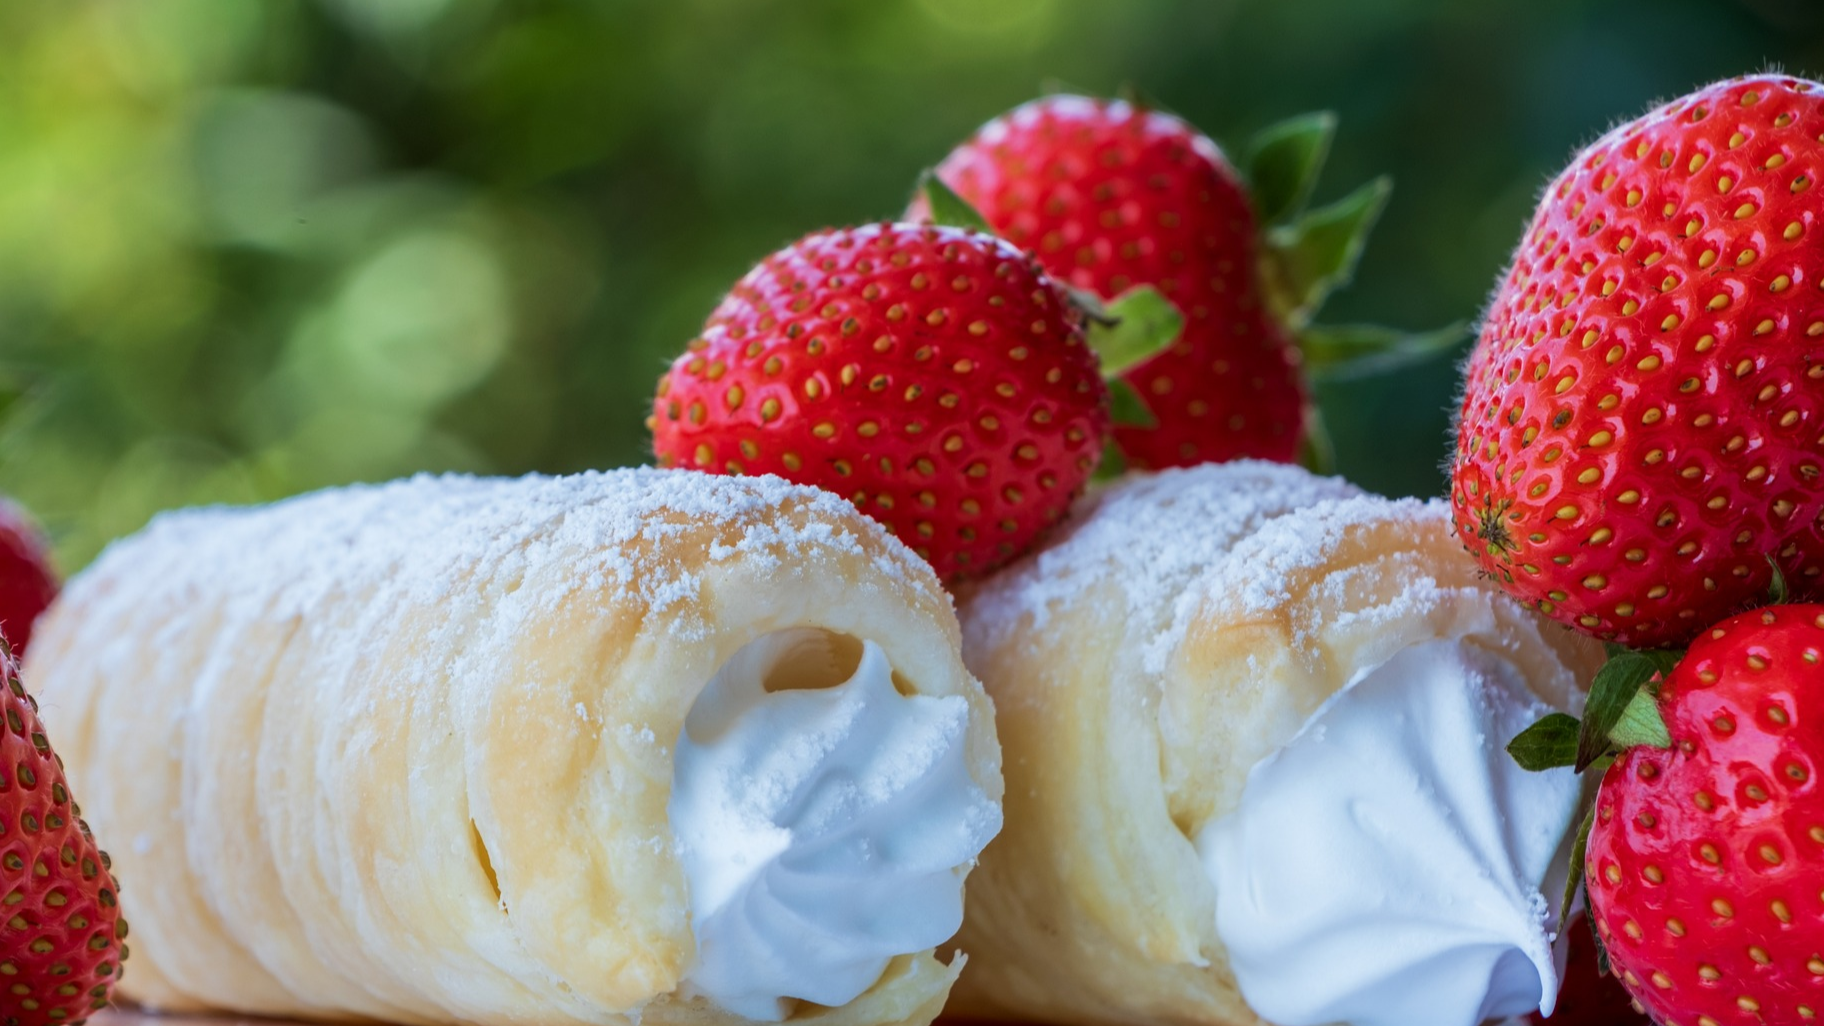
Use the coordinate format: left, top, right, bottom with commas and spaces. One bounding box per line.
24, 470, 1003, 1026
951, 463, 1605, 1026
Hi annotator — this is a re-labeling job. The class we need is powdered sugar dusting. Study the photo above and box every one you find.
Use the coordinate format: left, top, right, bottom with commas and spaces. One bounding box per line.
74, 469, 934, 679
1198, 494, 1475, 654
1204, 495, 1442, 614
960, 462, 1361, 674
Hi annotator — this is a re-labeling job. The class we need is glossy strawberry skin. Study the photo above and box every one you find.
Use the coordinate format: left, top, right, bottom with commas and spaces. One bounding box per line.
921, 96, 1306, 469
1452, 75, 1824, 648
1587, 603, 1824, 1025
0, 504, 56, 656
0, 644, 125, 1026
650, 223, 1108, 582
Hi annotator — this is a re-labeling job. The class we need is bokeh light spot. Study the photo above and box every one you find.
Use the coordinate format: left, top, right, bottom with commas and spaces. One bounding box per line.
190, 90, 377, 248
324, 229, 510, 409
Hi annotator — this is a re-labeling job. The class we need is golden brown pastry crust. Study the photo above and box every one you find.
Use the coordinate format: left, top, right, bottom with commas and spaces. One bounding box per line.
949, 464, 1603, 1026
25, 470, 1000, 1026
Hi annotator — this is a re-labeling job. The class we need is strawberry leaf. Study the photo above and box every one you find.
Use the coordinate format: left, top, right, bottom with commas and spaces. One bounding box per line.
1085, 285, 1183, 377
1065, 284, 1118, 326
1508, 712, 1583, 771
1609, 686, 1672, 750
1577, 649, 1679, 772
1297, 321, 1467, 383
1260, 176, 1391, 329
915, 170, 993, 233
1245, 111, 1336, 227
1107, 377, 1156, 428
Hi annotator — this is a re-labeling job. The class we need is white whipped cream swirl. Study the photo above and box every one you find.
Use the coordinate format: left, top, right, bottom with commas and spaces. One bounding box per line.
1200, 640, 1581, 1026
669, 630, 1000, 1020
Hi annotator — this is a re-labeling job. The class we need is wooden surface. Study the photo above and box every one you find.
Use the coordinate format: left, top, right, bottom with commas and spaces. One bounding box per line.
93, 1007, 260, 1022
92, 1007, 1006, 1015
90, 1010, 1004, 1026
93, 1011, 281, 1026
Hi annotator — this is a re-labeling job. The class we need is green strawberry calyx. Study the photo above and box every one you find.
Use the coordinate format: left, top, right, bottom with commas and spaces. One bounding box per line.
1509, 565, 1795, 772
1242, 112, 1463, 384
1079, 285, 1185, 378
1507, 646, 1679, 775
914, 114, 1457, 476
1073, 285, 1184, 481
1507, 564, 1796, 959
1070, 284, 1187, 480
1505, 644, 1678, 947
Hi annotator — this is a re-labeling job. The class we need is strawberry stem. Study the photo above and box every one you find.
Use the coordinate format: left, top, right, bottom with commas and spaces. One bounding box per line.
1563, 800, 1597, 922
1064, 284, 1118, 326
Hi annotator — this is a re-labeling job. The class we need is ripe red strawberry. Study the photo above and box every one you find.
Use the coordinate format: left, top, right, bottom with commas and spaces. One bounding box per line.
0, 642, 126, 1026
915, 95, 1412, 471
915, 96, 1303, 468
1527, 913, 1650, 1025
649, 222, 1108, 581
1583, 603, 1824, 1026
0, 503, 57, 657
1452, 75, 1824, 648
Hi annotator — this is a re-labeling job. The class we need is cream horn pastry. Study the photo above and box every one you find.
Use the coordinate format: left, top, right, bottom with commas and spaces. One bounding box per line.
23, 469, 1003, 1026
950, 462, 1605, 1026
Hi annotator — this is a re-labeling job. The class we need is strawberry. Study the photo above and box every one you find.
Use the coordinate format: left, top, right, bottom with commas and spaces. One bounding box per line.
1575, 603, 1824, 1026
0, 503, 57, 657
0, 641, 126, 1026
1528, 913, 1650, 1025
1452, 75, 1824, 648
649, 222, 1109, 582
914, 95, 1435, 471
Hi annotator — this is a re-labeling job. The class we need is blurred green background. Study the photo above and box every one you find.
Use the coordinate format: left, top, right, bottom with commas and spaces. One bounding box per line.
1, 0, 1820, 570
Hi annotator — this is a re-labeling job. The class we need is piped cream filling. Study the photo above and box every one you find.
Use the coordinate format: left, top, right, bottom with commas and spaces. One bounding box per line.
1200, 639, 1581, 1026
669, 629, 1000, 1020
